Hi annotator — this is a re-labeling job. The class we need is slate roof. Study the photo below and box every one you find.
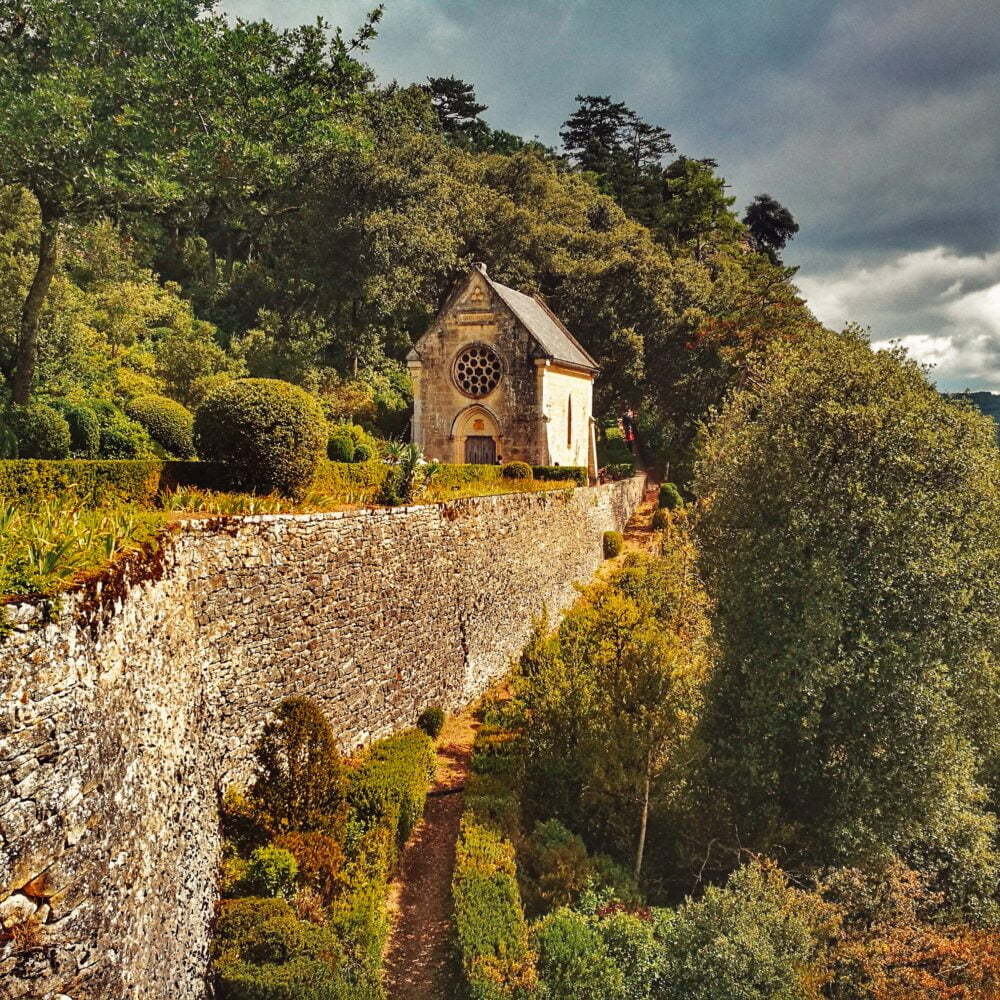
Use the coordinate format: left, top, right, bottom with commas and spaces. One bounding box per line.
485, 273, 600, 374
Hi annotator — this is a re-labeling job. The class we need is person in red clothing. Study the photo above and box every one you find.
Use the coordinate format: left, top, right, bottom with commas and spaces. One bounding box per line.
622, 408, 637, 450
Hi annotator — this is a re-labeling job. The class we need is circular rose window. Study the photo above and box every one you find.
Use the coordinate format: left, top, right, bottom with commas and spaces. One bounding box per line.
453, 343, 502, 397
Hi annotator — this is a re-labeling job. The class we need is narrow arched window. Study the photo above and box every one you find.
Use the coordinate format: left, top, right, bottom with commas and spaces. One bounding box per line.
567, 395, 573, 447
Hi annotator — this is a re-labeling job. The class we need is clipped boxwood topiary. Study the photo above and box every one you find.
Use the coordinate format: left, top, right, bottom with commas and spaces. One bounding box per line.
195, 379, 327, 498
327, 425, 357, 463
7, 403, 71, 459
659, 482, 682, 510
125, 394, 195, 458
417, 706, 445, 739
63, 404, 100, 458
501, 461, 533, 481
87, 401, 156, 459
603, 530, 624, 559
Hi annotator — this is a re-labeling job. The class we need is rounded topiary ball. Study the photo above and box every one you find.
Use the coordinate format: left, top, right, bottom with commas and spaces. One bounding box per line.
194, 379, 327, 498
603, 530, 624, 559
327, 426, 357, 463
126, 394, 195, 459
651, 508, 670, 531
500, 461, 533, 480
7, 403, 71, 459
658, 482, 683, 510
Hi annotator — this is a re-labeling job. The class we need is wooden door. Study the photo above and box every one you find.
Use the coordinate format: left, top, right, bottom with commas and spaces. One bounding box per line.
465, 436, 497, 465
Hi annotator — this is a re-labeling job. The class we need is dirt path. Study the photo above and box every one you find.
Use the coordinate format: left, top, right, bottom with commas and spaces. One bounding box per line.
383, 711, 479, 999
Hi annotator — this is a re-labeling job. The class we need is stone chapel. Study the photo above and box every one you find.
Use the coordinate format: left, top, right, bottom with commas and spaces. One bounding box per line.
407, 264, 599, 476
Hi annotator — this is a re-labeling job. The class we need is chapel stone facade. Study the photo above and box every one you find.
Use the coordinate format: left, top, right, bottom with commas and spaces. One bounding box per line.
408, 264, 599, 474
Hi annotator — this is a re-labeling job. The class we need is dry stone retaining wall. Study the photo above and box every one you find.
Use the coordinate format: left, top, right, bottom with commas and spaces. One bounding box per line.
0, 477, 644, 1000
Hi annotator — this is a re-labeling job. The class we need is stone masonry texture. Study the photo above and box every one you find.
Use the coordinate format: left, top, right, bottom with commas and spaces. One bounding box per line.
0, 478, 644, 1000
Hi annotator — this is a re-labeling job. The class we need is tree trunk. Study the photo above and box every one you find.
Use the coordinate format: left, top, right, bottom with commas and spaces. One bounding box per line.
634, 751, 652, 880
11, 208, 59, 404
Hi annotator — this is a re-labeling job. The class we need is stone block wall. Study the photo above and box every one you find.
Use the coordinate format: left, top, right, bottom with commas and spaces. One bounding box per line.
0, 477, 644, 1000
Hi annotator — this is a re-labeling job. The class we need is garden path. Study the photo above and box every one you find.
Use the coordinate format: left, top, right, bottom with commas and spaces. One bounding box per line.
383, 711, 479, 999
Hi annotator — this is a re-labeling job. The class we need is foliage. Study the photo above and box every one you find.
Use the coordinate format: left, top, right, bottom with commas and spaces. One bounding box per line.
658, 483, 682, 510
532, 466, 587, 486
5, 402, 70, 458
604, 464, 635, 482
694, 328, 1000, 902
416, 706, 445, 739
656, 861, 835, 1000
347, 730, 435, 856
376, 443, 435, 505
0, 498, 165, 597
244, 846, 299, 900
511, 540, 712, 880
250, 697, 348, 839
603, 531, 624, 558
273, 833, 345, 906
327, 423, 377, 464
743, 194, 799, 265
650, 509, 669, 531
212, 897, 348, 1000
125, 394, 195, 458
501, 462, 533, 481
194, 379, 328, 499
533, 908, 626, 1000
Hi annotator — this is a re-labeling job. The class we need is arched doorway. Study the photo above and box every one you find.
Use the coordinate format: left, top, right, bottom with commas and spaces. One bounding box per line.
451, 405, 502, 465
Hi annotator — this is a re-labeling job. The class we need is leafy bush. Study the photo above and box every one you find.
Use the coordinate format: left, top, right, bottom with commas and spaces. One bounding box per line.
125, 393, 196, 458
658, 482, 682, 510
501, 461, 533, 480
520, 820, 599, 916
533, 908, 625, 1000
50, 401, 100, 458
326, 423, 377, 464
604, 463, 635, 481
251, 697, 348, 838
244, 846, 299, 899
533, 465, 586, 486
453, 818, 538, 1000
603, 531, 624, 558
212, 897, 347, 1000
650, 508, 669, 530
348, 729, 435, 855
416, 706, 445, 739
86, 401, 156, 459
0, 420, 16, 459
6, 403, 71, 459
194, 379, 327, 498
274, 832, 345, 905
656, 861, 834, 1000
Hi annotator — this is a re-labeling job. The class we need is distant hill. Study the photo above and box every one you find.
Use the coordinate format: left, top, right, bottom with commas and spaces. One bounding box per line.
947, 391, 1000, 437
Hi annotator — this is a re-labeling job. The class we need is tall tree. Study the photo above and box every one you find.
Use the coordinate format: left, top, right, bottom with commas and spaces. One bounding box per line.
694, 326, 1000, 906
424, 75, 488, 142
743, 193, 799, 264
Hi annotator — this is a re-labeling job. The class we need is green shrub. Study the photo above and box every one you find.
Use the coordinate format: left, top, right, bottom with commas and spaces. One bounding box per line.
326, 423, 376, 465
520, 820, 597, 916
212, 897, 347, 1000
533, 909, 625, 1000
533, 465, 586, 486
416, 706, 445, 739
604, 463, 635, 481
6, 403, 71, 459
501, 461, 533, 481
189, 373, 233, 410
273, 832, 345, 905
50, 401, 100, 458
244, 846, 299, 899
348, 730, 435, 856
194, 379, 327, 498
658, 482, 682, 510
651, 509, 669, 530
603, 531, 624, 558
125, 393, 195, 458
453, 818, 537, 999
251, 697, 348, 838
86, 401, 156, 459
0, 420, 16, 459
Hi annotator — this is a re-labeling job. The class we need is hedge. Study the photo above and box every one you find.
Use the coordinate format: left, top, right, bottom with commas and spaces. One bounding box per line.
532, 466, 586, 486
347, 730, 435, 860
454, 723, 537, 999
0, 459, 236, 507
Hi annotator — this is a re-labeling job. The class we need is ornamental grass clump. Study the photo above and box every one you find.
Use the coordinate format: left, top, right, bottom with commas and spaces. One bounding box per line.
194, 379, 327, 499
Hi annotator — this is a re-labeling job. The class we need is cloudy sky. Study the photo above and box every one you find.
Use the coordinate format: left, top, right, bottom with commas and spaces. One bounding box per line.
230, 0, 1000, 391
